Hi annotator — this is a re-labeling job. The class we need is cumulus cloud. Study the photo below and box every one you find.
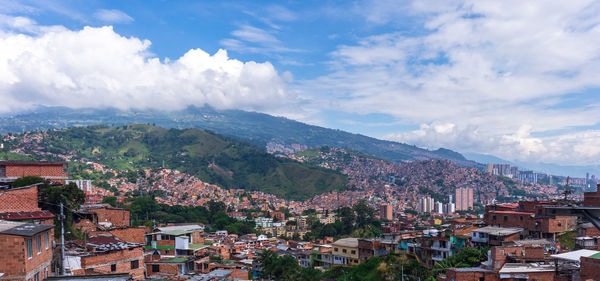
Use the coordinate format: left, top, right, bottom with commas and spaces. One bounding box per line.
0, 23, 295, 114
93, 9, 134, 24
305, 0, 600, 165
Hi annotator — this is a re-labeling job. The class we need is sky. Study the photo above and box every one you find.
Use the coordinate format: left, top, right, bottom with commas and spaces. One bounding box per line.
1, 0, 600, 166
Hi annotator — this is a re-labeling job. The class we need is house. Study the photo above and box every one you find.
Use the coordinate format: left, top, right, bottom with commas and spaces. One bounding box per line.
74, 204, 130, 232
64, 233, 145, 280
0, 183, 55, 225
145, 257, 195, 278
145, 224, 204, 257
0, 220, 54, 281
331, 238, 360, 266
580, 252, 600, 281
470, 226, 522, 247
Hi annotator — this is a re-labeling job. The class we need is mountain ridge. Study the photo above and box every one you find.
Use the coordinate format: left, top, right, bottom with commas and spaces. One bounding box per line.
0, 106, 481, 168
2, 124, 347, 200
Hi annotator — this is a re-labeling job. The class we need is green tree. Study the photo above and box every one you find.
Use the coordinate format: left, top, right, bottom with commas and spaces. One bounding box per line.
101, 196, 118, 207
39, 182, 86, 240
12, 176, 44, 187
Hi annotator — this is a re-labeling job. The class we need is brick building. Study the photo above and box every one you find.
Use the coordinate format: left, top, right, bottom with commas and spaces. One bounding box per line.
584, 184, 600, 207
580, 252, 600, 281
470, 226, 522, 247
0, 183, 55, 224
0, 220, 54, 281
0, 184, 44, 212
64, 234, 145, 280
0, 161, 68, 185
485, 201, 576, 240
74, 204, 130, 232
88, 227, 148, 244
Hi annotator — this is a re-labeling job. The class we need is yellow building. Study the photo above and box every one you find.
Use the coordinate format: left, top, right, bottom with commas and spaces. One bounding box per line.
331, 238, 360, 266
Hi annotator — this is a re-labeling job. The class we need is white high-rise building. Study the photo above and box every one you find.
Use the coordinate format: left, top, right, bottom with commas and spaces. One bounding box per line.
434, 202, 443, 214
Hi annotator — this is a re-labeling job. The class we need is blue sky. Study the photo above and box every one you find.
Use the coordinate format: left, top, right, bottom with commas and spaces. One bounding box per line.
2, 0, 600, 166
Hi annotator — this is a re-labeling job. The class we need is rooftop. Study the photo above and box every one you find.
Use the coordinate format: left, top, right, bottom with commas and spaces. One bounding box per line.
0, 161, 67, 166
498, 263, 555, 273
0, 220, 53, 237
332, 238, 359, 248
551, 249, 600, 262
472, 226, 522, 236
0, 210, 55, 221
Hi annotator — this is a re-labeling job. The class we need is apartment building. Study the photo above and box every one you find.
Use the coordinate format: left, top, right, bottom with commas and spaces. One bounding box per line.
331, 238, 360, 266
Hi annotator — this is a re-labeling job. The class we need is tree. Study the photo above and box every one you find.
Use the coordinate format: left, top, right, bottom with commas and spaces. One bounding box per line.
337, 206, 355, 234
101, 196, 118, 207
39, 182, 86, 240
12, 176, 45, 187
353, 200, 376, 228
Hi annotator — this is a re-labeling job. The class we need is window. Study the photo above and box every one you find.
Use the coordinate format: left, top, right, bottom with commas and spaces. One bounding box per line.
152, 265, 160, 272
334, 248, 338, 252
131, 260, 139, 269
27, 239, 33, 259
503, 215, 508, 221
492, 215, 496, 220
351, 250, 356, 255
34, 272, 39, 281
520, 216, 523, 221
111, 264, 116, 272
37, 235, 42, 254
500, 250, 504, 255
342, 249, 347, 253
45, 232, 49, 249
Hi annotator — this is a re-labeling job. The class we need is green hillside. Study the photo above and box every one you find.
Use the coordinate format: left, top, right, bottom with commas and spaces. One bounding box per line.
0, 106, 481, 168
33, 124, 347, 200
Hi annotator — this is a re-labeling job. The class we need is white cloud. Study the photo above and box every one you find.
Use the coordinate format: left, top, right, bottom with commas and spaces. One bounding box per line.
304, 0, 600, 165
221, 24, 302, 54
93, 9, 133, 24
0, 23, 296, 115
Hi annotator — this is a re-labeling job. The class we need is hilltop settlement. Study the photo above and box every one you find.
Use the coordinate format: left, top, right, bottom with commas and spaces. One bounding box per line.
0, 127, 600, 281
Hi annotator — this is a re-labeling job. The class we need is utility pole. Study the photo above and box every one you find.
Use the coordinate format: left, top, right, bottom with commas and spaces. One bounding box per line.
60, 202, 66, 276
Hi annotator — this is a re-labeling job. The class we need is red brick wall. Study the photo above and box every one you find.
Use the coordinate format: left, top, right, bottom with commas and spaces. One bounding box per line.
147, 263, 181, 276
580, 226, 600, 237
444, 270, 499, 281
109, 227, 147, 244
584, 187, 600, 207
529, 216, 576, 234
6, 165, 67, 181
90, 207, 130, 227
81, 247, 145, 280
0, 228, 54, 281
89, 227, 147, 244
485, 212, 533, 228
581, 256, 600, 281
0, 185, 41, 212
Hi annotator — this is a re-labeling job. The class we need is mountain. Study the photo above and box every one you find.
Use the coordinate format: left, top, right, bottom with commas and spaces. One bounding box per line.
3, 124, 347, 201
463, 152, 600, 178
0, 106, 481, 167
